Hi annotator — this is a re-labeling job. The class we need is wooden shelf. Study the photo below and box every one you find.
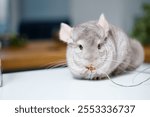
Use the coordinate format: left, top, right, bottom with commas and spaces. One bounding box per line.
144, 46, 150, 63
1, 40, 67, 72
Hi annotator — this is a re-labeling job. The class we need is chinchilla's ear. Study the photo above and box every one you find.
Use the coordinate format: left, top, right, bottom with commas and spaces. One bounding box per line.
59, 23, 73, 43
98, 14, 109, 35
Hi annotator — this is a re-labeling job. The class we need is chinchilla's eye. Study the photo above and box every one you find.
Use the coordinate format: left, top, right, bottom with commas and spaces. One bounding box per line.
98, 44, 101, 49
78, 44, 83, 50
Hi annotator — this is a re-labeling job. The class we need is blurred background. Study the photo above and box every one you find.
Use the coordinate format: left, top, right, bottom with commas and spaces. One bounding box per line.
0, 0, 150, 73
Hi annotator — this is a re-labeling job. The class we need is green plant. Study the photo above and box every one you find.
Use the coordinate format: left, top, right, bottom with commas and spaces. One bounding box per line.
10, 35, 27, 47
131, 3, 150, 45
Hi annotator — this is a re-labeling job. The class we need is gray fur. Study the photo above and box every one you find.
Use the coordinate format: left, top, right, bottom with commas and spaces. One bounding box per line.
59, 15, 144, 80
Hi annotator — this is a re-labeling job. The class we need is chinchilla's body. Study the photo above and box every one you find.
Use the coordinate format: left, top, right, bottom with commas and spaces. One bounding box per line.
59, 14, 144, 80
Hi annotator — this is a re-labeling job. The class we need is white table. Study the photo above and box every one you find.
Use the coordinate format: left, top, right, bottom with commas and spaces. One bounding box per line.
0, 64, 150, 100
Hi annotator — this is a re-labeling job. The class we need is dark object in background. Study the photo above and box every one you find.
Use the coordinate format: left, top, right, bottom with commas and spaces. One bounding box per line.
19, 19, 71, 40
9, 35, 27, 47
0, 35, 27, 48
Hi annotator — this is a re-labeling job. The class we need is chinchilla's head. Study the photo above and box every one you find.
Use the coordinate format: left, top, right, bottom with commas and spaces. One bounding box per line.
59, 14, 115, 79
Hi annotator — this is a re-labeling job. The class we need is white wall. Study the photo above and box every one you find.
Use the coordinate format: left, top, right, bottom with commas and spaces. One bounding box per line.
70, 0, 150, 33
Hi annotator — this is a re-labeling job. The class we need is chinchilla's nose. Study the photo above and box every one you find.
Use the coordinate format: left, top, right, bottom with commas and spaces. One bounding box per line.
86, 64, 96, 72
84, 52, 98, 61
84, 55, 96, 61
84, 53, 91, 60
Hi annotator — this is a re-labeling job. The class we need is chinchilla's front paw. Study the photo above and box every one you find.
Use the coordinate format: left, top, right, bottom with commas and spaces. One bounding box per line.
112, 68, 124, 76
92, 76, 107, 80
93, 77, 100, 80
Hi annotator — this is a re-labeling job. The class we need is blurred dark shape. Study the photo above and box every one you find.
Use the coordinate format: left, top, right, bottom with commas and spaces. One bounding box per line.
0, 34, 27, 48
131, 3, 150, 45
9, 35, 27, 47
19, 18, 71, 40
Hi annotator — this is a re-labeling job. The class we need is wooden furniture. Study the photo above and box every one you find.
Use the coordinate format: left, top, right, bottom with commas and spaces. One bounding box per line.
144, 46, 150, 63
1, 40, 67, 72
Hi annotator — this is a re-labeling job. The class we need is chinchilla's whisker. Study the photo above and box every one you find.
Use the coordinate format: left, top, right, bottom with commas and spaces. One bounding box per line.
133, 66, 150, 75
99, 59, 150, 75
69, 58, 134, 74
72, 57, 136, 69
47, 64, 67, 69
69, 58, 150, 86
69, 58, 150, 75
96, 59, 150, 87
99, 58, 136, 69
44, 61, 67, 69
99, 69, 150, 87
42, 60, 66, 69
132, 66, 150, 83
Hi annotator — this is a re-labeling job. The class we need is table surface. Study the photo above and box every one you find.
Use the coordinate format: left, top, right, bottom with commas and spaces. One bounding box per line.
0, 64, 150, 100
